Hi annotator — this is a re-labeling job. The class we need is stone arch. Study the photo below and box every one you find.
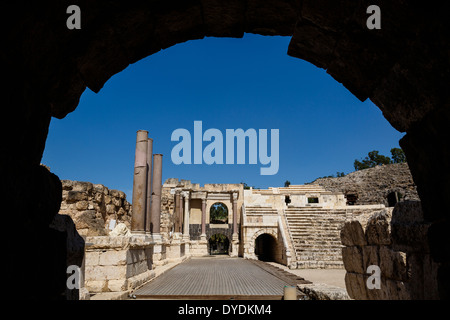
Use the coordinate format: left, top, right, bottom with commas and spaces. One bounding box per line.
209, 202, 229, 224
208, 232, 230, 255
250, 229, 278, 244
254, 233, 278, 262
5, 1, 450, 299
246, 228, 279, 260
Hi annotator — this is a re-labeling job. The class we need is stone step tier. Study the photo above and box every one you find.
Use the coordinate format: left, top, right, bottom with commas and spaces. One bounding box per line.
245, 207, 278, 215
284, 208, 346, 269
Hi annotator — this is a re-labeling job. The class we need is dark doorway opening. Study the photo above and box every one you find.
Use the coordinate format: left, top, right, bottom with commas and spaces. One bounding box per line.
209, 234, 230, 255
210, 202, 229, 224
255, 233, 277, 262
387, 191, 403, 207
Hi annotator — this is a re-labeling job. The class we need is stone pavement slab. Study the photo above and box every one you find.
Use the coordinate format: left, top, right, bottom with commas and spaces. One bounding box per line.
133, 256, 308, 299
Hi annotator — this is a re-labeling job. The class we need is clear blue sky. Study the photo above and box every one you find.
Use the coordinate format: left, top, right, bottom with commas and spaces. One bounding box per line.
42, 34, 404, 199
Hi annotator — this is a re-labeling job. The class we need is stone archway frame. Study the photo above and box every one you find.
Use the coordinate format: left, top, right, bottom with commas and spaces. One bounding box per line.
207, 231, 231, 255
5, 1, 450, 299
209, 202, 229, 225
247, 228, 279, 260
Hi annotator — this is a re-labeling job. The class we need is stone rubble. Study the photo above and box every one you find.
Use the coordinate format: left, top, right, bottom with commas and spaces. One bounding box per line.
340, 201, 440, 299
311, 163, 419, 206
58, 180, 132, 237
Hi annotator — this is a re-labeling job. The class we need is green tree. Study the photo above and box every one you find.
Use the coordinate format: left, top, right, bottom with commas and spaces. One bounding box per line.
354, 150, 392, 171
390, 148, 406, 163
336, 172, 345, 177
241, 182, 251, 190
211, 203, 228, 223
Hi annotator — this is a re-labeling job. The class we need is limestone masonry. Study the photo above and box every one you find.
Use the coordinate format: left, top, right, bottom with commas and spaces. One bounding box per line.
56, 162, 431, 300
59, 180, 132, 237
310, 163, 419, 206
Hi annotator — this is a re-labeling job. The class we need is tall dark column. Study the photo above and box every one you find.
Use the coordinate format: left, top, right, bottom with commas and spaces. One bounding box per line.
150, 154, 163, 240
174, 191, 181, 234
232, 192, 238, 240
183, 191, 190, 240
179, 192, 184, 233
201, 198, 207, 239
145, 138, 153, 235
131, 130, 148, 234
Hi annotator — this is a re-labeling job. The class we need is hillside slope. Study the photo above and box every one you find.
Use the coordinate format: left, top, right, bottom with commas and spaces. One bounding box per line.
309, 163, 419, 206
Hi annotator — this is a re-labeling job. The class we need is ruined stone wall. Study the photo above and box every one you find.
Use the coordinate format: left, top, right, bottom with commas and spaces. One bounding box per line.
59, 180, 132, 236
161, 186, 175, 238
341, 201, 439, 299
311, 163, 419, 206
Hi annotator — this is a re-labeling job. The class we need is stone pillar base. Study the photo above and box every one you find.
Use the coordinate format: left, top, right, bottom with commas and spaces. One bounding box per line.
232, 233, 238, 241
230, 240, 239, 257
151, 233, 162, 243
200, 234, 207, 241
173, 232, 183, 240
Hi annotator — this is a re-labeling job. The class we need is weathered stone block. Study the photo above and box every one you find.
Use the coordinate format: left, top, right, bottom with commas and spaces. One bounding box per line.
342, 246, 364, 273
106, 204, 116, 214
86, 280, 108, 293
379, 246, 408, 281
117, 207, 126, 216
341, 220, 366, 246
126, 260, 149, 278
75, 200, 89, 210
99, 250, 127, 266
112, 197, 122, 207
385, 279, 411, 300
72, 181, 93, 193
423, 254, 440, 300
86, 265, 127, 281
104, 195, 112, 204
62, 180, 74, 190
110, 189, 126, 199
391, 201, 424, 224
85, 251, 100, 266
362, 246, 379, 271
67, 191, 88, 202
107, 279, 128, 292
94, 192, 103, 203
391, 222, 430, 253
126, 249, 147, 264
365, 210, 391, 245
345, 272, 368, 300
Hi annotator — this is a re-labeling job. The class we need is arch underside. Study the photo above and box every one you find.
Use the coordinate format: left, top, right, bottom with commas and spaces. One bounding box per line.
11, 1, 445, 134
3, 1, 450, 299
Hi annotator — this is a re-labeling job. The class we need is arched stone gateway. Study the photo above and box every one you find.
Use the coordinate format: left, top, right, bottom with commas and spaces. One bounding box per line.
254, 233, 278, 262
209, 202, 229, 224
245, 228, 280, 261
4, 1, 449, 299
208, 233, 230, 255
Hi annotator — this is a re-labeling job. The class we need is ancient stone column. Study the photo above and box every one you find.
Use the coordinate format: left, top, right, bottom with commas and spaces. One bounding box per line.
182, 191, 190, 240
150, 154, 163, 241
145, 138, 153, 235
174, 190, 181, 234
179, 191, 184, 233
201, 198, 207, 239
232, 192, 238, 240
131, 130, 148, 235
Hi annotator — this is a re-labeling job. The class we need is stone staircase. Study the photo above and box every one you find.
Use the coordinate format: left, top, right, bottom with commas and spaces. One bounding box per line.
253, 185, 329, 195
284, 207, 347, 269
244, 206, 278, 215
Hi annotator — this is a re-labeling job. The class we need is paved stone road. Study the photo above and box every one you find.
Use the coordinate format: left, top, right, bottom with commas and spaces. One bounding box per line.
133, 256, 305, 299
